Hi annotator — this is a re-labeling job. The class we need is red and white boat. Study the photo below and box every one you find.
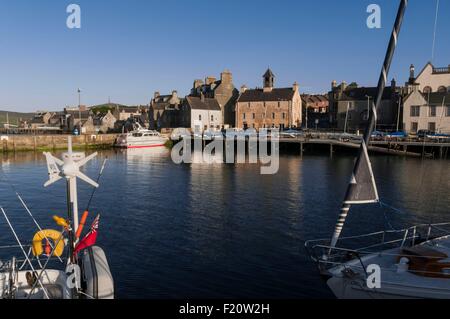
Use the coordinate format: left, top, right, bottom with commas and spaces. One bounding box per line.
115, 125, 168, 149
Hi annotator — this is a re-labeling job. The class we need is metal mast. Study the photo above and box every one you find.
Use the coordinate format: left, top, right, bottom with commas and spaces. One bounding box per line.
330, 0, 408, 248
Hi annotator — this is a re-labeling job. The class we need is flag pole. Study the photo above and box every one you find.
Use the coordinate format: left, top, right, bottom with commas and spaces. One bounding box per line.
330, 0, 408, 248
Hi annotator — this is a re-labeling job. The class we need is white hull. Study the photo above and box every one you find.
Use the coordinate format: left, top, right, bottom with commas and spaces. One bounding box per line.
115, 130, 168, 149
325, 235, 450, 299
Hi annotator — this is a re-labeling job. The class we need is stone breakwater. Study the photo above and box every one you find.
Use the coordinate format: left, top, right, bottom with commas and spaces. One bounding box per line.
0, 134, 119, 152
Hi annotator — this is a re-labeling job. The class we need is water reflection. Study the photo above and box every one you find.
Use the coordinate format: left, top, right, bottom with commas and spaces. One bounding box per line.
0, 150, 449, 298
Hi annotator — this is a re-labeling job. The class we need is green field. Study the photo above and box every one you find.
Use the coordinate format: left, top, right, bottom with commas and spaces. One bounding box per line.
0, 110, 34, 125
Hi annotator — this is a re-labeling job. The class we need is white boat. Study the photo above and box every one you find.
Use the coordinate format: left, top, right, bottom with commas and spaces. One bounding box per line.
306, 0, 450, 299
0, 137, 114, 299
115, 123, 168, 149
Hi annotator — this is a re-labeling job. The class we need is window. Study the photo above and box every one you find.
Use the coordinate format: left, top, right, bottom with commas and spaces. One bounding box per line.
438, 86, 447, 93
243, 113, 246, 120
272, 113, 275, 119
211, 115, 214, 121
252, 113, 255, 119
199, 114, 202, 121
447, 105, 450, 117
411, 122, 418, 132
429, 106, 436, 117
428, 122, 436, 132
410, 105, 420, 117
423, 86, 432, 93
278, 102, 281, 108
282, 113, 285, 119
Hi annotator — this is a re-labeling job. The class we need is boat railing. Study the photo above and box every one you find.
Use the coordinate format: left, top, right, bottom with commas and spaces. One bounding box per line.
305, 223, 450, 274
0, 244, 67, 272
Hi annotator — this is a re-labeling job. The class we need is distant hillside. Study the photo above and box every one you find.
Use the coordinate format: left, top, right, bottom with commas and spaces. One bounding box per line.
90, 103, 129, 114
0, 110, 34, 125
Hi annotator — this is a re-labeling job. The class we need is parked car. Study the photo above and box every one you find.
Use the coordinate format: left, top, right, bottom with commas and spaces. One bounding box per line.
417, 130, 433, 139
385, 131, 407, 140
280, 129, 304, 138
371, 130, 385, 141
203, 130, 223, 140
170, 128, 190, 140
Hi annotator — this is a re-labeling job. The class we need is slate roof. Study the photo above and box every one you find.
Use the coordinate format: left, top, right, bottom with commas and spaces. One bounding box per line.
301, 94, 328, 104
237, 88, 295, 102
340, 87, 397, 101
185, 96, 221, 110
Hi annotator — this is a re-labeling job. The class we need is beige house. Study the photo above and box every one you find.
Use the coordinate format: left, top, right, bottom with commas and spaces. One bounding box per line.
403, 90, 450, 134
235, 69, 302, 130
405, 63, 450, 94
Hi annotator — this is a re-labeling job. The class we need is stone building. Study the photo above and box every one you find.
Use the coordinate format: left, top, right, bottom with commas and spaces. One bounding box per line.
405, 63, 450, 94
181, 95, 222, 132
190, 70, 239, 128
402, 90, 450, 134
328, 80, 401, 132
93, 110, 117, 133
301, 94, 329, 128
149, 90, 182, 130
235, 69, 302, 130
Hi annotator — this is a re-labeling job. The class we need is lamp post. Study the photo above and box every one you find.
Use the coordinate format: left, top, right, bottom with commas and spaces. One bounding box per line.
77, 88, 81, 130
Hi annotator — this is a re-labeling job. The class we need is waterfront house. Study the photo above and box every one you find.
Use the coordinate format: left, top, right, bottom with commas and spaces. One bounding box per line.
405, 63, 450, 94
149, 90, 182, 130
301, 94, 329, 129
29, 111, 54, 129
181, 94, 222, 132
402, 90, 450, 134
113, 105, 144, 122
328, 79, 401, 132
190, 70, 239, 128
93, 110, 117, 133
235, 69, 302, 130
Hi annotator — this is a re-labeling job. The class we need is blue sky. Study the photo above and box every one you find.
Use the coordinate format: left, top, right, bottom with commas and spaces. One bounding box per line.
0, 0, 449, 112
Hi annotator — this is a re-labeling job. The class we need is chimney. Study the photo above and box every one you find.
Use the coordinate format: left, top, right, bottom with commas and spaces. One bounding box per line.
221, 69, 232, 84
331, 80, 337, 89
293, 82, 299, 92
409, 64, 415, 81
193, 79, 203, 89
172, 90, 178, 98
340, 81, 347, 92
240, 85, 248, 93
154, 91, 160, 99
205, 76, 216, 86
391, 78, 396, 90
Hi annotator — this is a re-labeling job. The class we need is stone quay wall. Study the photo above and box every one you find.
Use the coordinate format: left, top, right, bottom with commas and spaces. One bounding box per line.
1, 134, 119, 152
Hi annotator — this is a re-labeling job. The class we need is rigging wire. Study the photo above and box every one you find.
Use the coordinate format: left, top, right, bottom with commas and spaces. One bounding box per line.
0, 163, 63, 262
431, 0, 440, 62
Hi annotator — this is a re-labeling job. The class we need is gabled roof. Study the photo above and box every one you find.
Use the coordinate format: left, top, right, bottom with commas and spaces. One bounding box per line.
237, 88, 295, 102
185, 96, 221, 111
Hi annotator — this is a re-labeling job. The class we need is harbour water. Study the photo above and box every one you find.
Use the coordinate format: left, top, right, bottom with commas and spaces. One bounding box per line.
0, 148, 449, 298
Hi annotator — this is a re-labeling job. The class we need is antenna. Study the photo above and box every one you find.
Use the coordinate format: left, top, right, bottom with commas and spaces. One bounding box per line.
43, 136, 98, 233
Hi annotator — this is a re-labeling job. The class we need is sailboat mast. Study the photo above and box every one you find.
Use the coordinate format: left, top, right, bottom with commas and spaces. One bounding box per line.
330, 0, 408, 248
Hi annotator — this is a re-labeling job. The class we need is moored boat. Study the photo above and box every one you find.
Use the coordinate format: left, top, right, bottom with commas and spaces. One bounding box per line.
115, 124, 168, 149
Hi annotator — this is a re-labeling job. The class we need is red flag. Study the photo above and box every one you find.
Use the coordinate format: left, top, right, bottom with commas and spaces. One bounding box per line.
74, 214, 100, 254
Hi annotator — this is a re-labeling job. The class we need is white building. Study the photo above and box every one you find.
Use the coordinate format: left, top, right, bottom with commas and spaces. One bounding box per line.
181, 95, 223, 132
403, 90, 450, 134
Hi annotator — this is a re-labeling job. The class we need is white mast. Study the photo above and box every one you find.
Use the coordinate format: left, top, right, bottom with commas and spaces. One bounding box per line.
43, 136, 98, 232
